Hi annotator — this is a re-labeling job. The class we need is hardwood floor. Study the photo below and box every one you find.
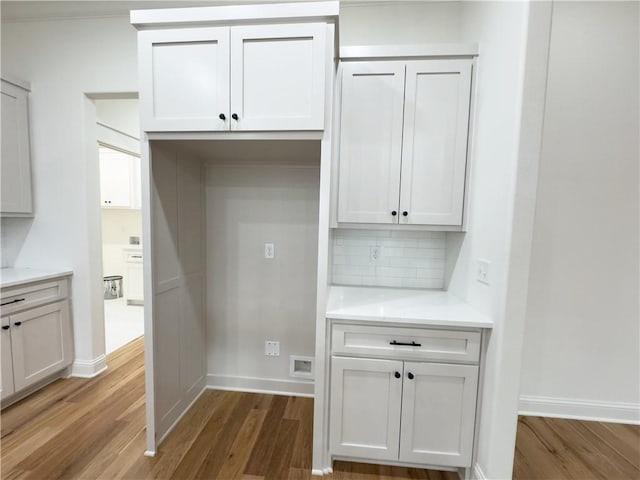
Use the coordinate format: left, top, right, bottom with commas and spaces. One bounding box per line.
1, 337, 638, 479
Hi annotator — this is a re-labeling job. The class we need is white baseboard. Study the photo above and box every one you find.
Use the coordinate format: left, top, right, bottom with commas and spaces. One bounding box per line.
206, 373, 314, 397
519, 395, 640, 425
70, 354, 108, 378
472, 463, 486, 480
143, 450, 155, 457
311, 467, 333, 476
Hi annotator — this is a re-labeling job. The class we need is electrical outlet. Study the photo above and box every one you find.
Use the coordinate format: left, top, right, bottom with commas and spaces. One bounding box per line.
265, 341, 280, 356
477, 259, 490, 285
370, 246, 381, 263
264, 243, 275, 259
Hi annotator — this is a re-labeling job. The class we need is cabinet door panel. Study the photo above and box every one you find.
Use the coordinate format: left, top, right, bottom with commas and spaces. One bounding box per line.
11, 301, 73, 391
400, 362, 478, 467
400, 60, 472, 226
126, 263, 144, 303
337, 62, 405, 224
230, 23, 326, 130
330, 356, 403, 460
139, 27, 230, 132
99, 147, 133, 208
1, 316, 14, 400
1, 80, 33, 215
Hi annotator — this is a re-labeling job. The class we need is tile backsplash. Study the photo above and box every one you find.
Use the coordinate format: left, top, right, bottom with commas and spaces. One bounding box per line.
332, 229, 445, 289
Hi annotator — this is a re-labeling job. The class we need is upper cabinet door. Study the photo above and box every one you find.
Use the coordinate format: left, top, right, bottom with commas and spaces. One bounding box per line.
337, 62, 405, 224
139, 27, 230, 132
1, 80, 33, 216
229, 23, 326, 131
400, 60, 472, 226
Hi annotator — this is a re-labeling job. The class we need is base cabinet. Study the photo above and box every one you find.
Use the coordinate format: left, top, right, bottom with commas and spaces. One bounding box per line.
0, 276, 73, 403
329, 323, 480, 469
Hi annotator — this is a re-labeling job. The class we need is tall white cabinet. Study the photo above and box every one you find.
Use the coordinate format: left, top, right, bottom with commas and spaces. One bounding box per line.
336, 51, 474, 228
131, 1, 337, 457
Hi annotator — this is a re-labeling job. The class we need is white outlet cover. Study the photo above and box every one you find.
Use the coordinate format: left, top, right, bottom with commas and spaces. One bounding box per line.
477, 259, 490, 285
264, 243, 275, 259
265, 340, 280, 356
369, 246, 381, 262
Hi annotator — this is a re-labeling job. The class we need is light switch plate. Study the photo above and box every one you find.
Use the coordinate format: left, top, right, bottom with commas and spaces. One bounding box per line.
477, 259, 490, 285
264, 243, 275, 259
265, 340, 280, 356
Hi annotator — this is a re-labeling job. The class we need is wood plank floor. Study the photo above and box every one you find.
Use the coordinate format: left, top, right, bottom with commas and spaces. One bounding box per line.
1, 337, 638, 479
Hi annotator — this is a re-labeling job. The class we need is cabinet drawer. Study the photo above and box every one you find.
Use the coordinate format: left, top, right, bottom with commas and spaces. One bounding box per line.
331, 324, 480, 364
1, 279, 69, 315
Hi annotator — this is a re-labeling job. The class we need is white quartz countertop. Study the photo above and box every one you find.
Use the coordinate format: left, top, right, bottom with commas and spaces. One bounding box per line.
0, 268, 73, 289
326, 285, 493, 328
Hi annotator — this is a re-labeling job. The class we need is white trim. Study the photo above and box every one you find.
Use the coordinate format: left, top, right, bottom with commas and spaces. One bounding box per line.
70, 354, 107, 378
157, 385, 208, 445
519, 395, 640, 425
340, 44, 479, 60
143, 450, 155, 457
472, 462, 487, 480
131, 1, 339, 29
144, 131, 323, 141
311, 467, 333, 477
206, 374, 314, 397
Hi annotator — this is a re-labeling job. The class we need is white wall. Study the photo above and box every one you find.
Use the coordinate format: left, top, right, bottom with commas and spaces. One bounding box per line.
520, 1, 640, 423
95, 98, 140, 139
445, 2, 533, 478
340, 1, 461, 45
205, 143, 320, 394
1, 16, 138, 372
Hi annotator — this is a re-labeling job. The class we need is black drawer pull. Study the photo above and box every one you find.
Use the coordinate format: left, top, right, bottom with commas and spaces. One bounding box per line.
14, 322, 22, 326
1, 298, 25, 306
1, 325, 9, 330
389, 340, 422, 347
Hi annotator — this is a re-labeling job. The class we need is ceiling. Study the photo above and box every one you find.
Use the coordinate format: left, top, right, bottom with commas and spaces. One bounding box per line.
0, 0, 336, 22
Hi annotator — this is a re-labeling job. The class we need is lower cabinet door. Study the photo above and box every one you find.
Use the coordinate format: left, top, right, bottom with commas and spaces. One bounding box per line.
1, 316, 15, 400
10, 301, 73, 391
330, 356, 403, 461
126, 263, 144, 303
399, 362, 478, 467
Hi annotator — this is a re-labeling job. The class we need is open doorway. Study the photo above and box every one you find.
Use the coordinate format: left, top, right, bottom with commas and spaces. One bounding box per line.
94, 99, 144, 354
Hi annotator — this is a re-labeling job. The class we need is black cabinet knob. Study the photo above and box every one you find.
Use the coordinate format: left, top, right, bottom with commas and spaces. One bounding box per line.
391, 211, 397, 216
394, 371, 401, 379
231, 113, 239, 120
219, 113, 226, 120
14, 322, 22, 327
407, 372, 414, 380
1, 325, 9, 330
402, 211, 408, 217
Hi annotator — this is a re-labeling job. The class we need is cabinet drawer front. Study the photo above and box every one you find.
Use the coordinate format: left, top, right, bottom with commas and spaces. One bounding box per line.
1, 279, 69, 315
332, 324, 480, 363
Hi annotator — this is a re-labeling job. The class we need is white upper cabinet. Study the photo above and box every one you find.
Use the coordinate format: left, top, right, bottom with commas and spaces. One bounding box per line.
337, 62, 405, 224
99, 146, 141, 209
1, 79, 33, 217
400, 61, 472, 226
337, 57, 473, 227
139, 23, 326, 132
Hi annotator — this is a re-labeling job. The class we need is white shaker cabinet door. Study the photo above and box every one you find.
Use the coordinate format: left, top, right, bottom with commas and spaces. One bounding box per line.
229, 23, 326, 131
399, 362, 478, 467
10, 301, 73, 391
99, 147, 133, 208
400, 60, 472, 226
337, 62, 405, 224
139, 27, 230, 132
329, 356, 403, 461
1, 80, 33, 216
1, 316, 15, 400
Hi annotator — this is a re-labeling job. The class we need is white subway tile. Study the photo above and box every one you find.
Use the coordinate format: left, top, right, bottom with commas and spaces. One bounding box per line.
376, 266, 417, 278
401, 278, 443, 289
403, 247, 446, 259
334, 264, 375, 276
362, 276, 403, 288
333, 274, 363, 286
417, 268, 445, 279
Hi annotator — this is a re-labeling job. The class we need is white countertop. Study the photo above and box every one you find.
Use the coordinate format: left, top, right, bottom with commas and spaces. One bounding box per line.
0, 268, 73, 289
326, 285, 493, 329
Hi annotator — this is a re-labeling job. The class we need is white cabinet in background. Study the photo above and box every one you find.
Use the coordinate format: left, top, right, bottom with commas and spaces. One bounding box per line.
329, 323, 480, 469
0, 275, 73, 404
99, 146, 141, 209
1, 78, 33, 217
337, 59, 472, 227
139, 23, 326, 132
